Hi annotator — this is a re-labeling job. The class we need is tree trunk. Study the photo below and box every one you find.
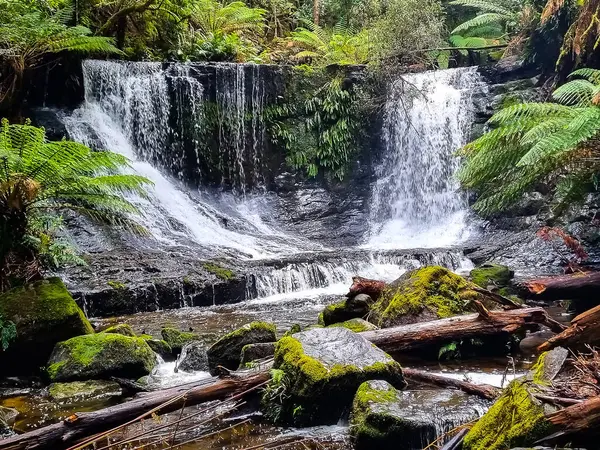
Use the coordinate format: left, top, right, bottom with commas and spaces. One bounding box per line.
402, 368, 500, 400
538, 303, 600, 352
537, 395, 600, 444
523, 271, 600, 301
360, 304, 565, 354
0, 370, 270, 450
313, 0, 319, 25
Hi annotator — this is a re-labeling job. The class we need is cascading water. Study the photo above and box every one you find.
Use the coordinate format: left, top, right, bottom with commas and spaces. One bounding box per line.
367, 67, 484, 249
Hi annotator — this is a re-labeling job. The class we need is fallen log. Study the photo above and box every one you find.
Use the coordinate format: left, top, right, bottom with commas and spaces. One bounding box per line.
523, 271, 600, 301
361, 304, 565, 354
536, 395, 600, 444
402, 368, 500, 400
0, 369, 270, 450
538, 303, 600, 352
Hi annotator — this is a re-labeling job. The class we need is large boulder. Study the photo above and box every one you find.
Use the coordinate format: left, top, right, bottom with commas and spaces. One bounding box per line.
160, 327, 199, 355
47, 333, 157, 382
48, 380, 122, 403
350, 380, 486, 449
0, 278, 93, 374
176, 342, 209, 372
463, 347, 568, 450
263, 327, 406, 426
240, 342, 276, 367
207, 322, 276, 374
370, 266, 479, 328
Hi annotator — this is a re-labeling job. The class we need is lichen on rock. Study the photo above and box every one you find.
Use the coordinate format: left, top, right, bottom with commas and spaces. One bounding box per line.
0, 278, 93, 374
207, 321, 276, 374
47, 333, 156, 382
369, 266, 479, 328
263, 327, 405, 426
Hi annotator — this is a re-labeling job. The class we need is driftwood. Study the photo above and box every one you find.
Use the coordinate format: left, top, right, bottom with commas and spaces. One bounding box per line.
536, 395, 600, 444
538, 303, 600, 352
523, 271, 600, 301
402, 368, 500, 400
0, 370, 270, 450
361, 302, 565, 354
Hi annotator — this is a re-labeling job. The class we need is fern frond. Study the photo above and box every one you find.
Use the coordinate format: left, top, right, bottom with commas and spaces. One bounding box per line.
570, 68, 600, 85
452, 13, 507, 34
450, 0, 512, 15
552, 79, 598, 106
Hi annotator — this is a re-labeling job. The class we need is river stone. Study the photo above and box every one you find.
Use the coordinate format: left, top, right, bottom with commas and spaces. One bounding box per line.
369, 266, 479, 328
207, 321, 276, 375
142, 337, 172, 359
48, 380, 122, 403
351, 380, 487, 449
266, 327, 406, 426
47, 333, 157, 382
463, 348, 568, 450
240, 342, 276, 367
103, 324, 136, 337
519, 330, 556, 355
161, 327, 200, 355
319, 295, 371, 326
0, 278, 94, 374
328, 318, 378, 332
176, 342, 209, 372
470, 263, 514, 291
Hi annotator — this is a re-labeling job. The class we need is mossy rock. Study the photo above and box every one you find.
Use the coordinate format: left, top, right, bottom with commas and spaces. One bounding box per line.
320, 294, 371, 326
370, 266, 479, 328
47, 333, 157, 382
351, 380, 485, 449
470, 264, 514, 289
463, 348, 568, 450
263, 327, 406, 426
140, 335, 172, 359
240, 342, 276, 367
48, 380, 122, 403
160, 327, 199, 355
203, 262, 235, 280
328, 318, 378, 333
103, 324, 136, 337
0, 278, 93, 374
207, 322, 276, 375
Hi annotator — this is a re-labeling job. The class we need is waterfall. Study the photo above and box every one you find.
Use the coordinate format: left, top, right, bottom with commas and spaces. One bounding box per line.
367, 68, 484, 249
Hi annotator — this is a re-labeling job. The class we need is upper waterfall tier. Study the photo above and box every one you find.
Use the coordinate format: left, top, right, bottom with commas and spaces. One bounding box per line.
367, 67, 485, 249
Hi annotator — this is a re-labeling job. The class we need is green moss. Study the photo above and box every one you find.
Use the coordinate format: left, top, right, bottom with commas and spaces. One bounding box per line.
103, 324, 136, 337
47, 333, 156, 382
531, 352, 550, 386
328, 318, 377, 333
317, 312, 325, 326
463, 380, 551, 450
350, 380, 400, 442
224, 321, 276, 340
203, 263, 235, 280
107, 281, 127, 290
160, 327, 199, 353
370, 266, 477, 327
140, 335, 172, 356
470, 264, 513, 289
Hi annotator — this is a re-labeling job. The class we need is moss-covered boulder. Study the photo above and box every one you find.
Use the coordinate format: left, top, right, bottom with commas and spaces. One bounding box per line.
263, 327, 406, 426
328, 318, 378, 333
240, 342, 276, 367
47, 333, 157, 382
319, 294, 372, 326
470, 264, 514, 290
370, 266, 479, 328
160, 327, 199, 355
0, 278, 93, 374
351, 380, 486, 449
48, 380, 122, 403
103, 324, 136, 337
140, 335, 172, 359
463, 347, 568, 450
207, 322, 276, 375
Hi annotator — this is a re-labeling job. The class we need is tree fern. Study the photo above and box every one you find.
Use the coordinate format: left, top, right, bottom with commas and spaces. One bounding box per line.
450, 0, 513, 15
0, 119, 151, 290
459, 68, 600, 216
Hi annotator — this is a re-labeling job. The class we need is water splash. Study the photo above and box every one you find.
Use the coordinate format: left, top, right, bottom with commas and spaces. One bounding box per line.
367, 68, 484, 249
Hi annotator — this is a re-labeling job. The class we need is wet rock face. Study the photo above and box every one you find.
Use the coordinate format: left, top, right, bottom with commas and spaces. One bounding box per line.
351, 380, 486, 450
177, 342, 209, 372
48, 380, 122, 403
0, 278, 93, 375
239, 342, 276, 367
266, 327, 406, 426
207, 322, 276, 375
47, 333, 157, 382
